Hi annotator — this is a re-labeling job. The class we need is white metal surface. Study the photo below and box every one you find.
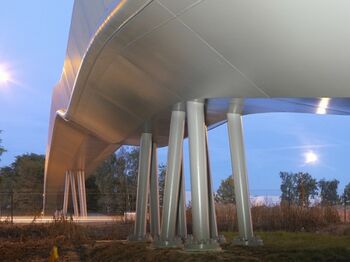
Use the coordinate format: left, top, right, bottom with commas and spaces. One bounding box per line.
186, 100, 210, 242
69, 171, 79, 217
150, 143, 160, 238
227, 113, 261, 246
45, 0, 350, 211
157, 107, 186, 247
62, 171, 70, 216
205, 126, 219, 240
130, 132, 152, 241
177, 159, 187, 240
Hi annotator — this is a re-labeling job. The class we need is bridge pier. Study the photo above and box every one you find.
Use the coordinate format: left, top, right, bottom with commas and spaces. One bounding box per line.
69, 171, 79, 217
62, 171, 70, 216
155, 105, 186, 248
62, 170, 87, 218
205, 126, 223, 243
177, 159, 187, 240
77, 170, 87, 217
129, 132, 153, 241
227, 112, 262, 246
150, 142, 160, 238
82, 171, 87, 216
184, 100, 220, 251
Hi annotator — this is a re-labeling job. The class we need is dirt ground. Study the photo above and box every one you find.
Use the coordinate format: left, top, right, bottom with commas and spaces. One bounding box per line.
1, 222, 350, 261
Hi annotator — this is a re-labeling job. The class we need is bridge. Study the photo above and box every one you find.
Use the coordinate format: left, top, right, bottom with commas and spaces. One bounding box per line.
44, 0, 350, 250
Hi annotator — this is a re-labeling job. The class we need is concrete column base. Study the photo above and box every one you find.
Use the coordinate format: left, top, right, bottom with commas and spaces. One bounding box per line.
232, 236, 263, 246
216, 235, 227, 244
153, 236, 183, 248
127, 233, 153, 242
184, 235, 221, 252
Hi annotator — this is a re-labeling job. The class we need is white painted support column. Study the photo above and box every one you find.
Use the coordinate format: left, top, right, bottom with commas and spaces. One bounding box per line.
227, 112, 262, 246
77, 171, 84, 217
185, 100, 220, 251
69, 171, 79, 217
150, 143, 160, 238
129, 132, 152, 241
62, 171, 70, 216
177, 159, 187, 240
205, 126, 219, 240
81, 171, 87, 216
155, 106, 185, 247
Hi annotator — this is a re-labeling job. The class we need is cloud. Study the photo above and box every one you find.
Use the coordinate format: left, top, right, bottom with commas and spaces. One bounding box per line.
249, 143, 338, 153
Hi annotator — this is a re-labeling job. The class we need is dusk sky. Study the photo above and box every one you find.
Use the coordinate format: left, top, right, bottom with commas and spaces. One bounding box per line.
1, 1, 350, 196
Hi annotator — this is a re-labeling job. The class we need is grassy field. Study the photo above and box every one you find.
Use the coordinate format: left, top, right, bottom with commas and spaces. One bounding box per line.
1, 222, 350, 261
85, 231, 350, 262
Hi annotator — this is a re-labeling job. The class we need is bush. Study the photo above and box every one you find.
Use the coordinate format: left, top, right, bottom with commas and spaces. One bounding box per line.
214, 203, 341, 232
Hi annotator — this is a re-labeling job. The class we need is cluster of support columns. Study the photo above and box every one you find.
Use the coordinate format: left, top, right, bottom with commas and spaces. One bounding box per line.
62, 170, 87, 217
130, 99, 262, 251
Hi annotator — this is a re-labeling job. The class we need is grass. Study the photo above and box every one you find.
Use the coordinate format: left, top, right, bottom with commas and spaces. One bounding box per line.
84, 231, 350, 261
1, 222, 350, 261
221, 231, 350, 261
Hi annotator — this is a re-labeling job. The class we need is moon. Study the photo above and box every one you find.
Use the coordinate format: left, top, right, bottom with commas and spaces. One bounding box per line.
304, 151, 318, 164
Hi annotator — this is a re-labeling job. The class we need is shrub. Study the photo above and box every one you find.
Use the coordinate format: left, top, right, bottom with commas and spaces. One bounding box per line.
214, 203, 341, 232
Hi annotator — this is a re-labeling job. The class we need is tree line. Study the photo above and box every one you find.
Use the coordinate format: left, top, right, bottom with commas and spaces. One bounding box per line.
215, 172, 350, 207
0, 132, 167, 214
1, 130, 350, 214
84, 147, 165, 214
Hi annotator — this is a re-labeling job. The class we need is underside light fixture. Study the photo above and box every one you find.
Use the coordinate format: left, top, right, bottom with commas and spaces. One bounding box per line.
316, 98, 330, 114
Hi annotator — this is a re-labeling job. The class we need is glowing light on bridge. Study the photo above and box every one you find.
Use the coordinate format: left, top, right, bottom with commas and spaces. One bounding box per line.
316, 98, 330, 114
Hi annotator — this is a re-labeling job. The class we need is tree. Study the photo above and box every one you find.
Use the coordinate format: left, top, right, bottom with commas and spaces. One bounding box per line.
91, 146, 139, 214
85, 174, 99, 212
0, 130, 6, 162
342, 183, 350, 205
123, 147, 139, 212
0, 154, 45, 213
93, 153, 119, 214
280, 172, 297, 205
114, 147, 139, 213
215, 176, 235, 204
295, 172, 318, 207
318, 179, 339, 205
280, 172, 318, 207
158, 164, 166, 207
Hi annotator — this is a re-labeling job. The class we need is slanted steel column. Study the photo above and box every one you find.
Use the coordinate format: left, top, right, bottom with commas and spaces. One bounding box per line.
185, 100, 220, 251
69, 171, 79, 217
177, 159, 187, 240
77, 171, 84, 217
227, 112, 262, 246
155, 104, 185, 247
82, 171, 87, 216
77, 170, 87, 217
150, 143, 160, 238
62, 171, 70, 216
75, 171, 84, 216
129, 132, 152, 241
205, 126, 219, 240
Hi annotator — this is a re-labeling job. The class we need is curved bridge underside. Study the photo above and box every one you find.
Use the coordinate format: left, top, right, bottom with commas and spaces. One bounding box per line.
45, 0, 350, 213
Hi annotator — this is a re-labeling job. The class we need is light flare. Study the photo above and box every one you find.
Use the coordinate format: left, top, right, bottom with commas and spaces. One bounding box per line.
304, 151, 318, 164
316, 98, 330, 114
0, 65, 10, 84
